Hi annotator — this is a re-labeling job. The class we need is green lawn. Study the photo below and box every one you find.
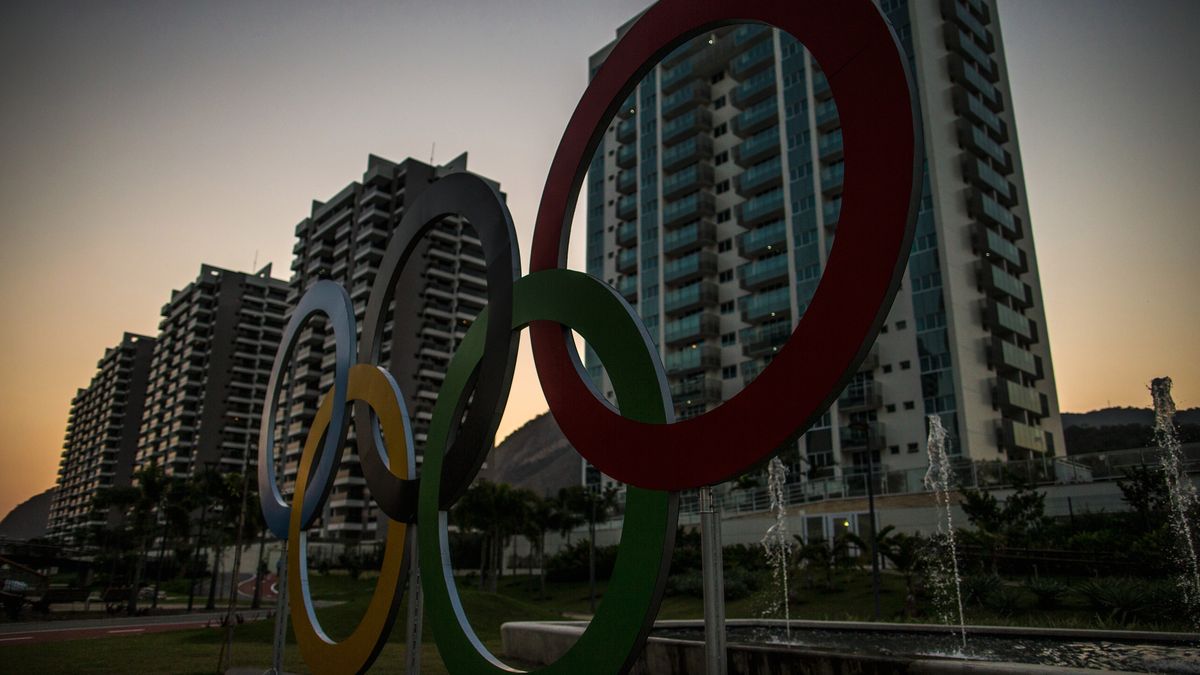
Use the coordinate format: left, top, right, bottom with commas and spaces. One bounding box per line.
5, 569, 1192, 673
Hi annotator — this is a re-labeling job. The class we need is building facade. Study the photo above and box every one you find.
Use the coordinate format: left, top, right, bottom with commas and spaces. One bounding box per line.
135, 264, 288, 478
585, 0, 1062, 489
46, 333, 156, 544
280, 153, 493, 540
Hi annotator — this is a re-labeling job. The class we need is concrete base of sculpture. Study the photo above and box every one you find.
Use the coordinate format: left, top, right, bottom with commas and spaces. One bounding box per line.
501, 619, 1199, 674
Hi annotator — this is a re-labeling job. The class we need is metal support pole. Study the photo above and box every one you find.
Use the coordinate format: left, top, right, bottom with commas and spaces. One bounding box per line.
866, 450, 881, 621
270, 547, 288, 675
405, 528, 423, 675
699, 486, 727, 675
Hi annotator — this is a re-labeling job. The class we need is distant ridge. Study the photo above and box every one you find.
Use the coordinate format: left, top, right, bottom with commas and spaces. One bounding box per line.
0, 488, 54, 541
480, 412, 581, 497
1063, 407, 1200, 428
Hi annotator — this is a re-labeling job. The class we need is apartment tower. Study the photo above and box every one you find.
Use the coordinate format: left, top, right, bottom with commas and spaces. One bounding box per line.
280, 153, 493, 541
586, 0, 1062, 487
46, 333, 156, 544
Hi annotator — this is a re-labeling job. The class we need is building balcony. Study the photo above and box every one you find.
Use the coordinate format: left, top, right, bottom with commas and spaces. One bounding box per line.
949, 55, 1002, 112
616, 169, 638, 195
616, 194, 638, 221
982, 299, 1038, 342
941, 0, 995, 51
661, 59, 695, 94
670, 375, 723, 405
616, 143, 638, 169
818, 129, 844, 162
617, 93, 636, 119
963, 155, 1016, 206
616, 221, 638, 248
737, 253, 790, 290
664, 312, 721, 346
730, 39, 774, 80
733, 127, 781, 167
943, 25, 997, 81
997, 418, 1047, 455
735, 156, 782, 197
663, 280, 719, 315
663, 250, 718, 286
662, 162, 714, 200
812, 71, 832, 100
988, 336, 1043, 379
662, 108, 712, 146
732, 23, 771, 50
840, 422, 886, 452
662, 81, 710, 119
736, 218, 787, 258
968, 189, 1022, 239
838, 380, 883, 412
972, 224, 1027, 273
738, 286, 791, 324
978, 261, 1032, 308
953, 87, 1008, 142
665, 344, 721, 376
958, 120, 1011, 171
663, 219, 717, 257
731, 99, 778, 138
730, 67, 776, 109
663, 191, 716, 228
616, 248, 638, 274
815, 99, 840, 131
993, 376, 1049, 417
618, 275, 638, 302
740, 320, 791, 358
823, 200, 841, 229
617, 116, 638, 144
663, 136, 713, 172
736, 188, 784, 226
820, 162, 844, 196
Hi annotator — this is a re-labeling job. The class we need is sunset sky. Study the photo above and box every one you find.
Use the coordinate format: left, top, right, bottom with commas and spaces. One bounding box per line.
1, 0, 1197, 520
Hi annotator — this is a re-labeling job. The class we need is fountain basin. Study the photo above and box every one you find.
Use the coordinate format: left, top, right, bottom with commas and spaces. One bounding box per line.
501, 619, 1199, 674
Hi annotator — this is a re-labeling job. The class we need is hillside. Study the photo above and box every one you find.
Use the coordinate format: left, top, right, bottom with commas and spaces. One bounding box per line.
480, 412, 581, 497
0, 488, 54, 540
1063, 406, 1200, 428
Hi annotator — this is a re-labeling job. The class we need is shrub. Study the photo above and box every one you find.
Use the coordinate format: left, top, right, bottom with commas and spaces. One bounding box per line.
545, 541, 617, 583
959, 573, 1000, 606
1075, 578, 1171, 625
982, 584, 1025, 617
1024, 577, 1068, 610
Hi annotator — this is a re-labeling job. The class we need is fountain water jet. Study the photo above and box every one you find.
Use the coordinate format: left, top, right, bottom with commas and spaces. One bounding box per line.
1151, 377, 1200, 628
923, 414, 966, 650
761, 456, 792, 639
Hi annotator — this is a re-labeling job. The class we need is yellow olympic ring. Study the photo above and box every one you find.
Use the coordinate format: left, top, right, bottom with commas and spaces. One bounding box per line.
288, 364, 415, 675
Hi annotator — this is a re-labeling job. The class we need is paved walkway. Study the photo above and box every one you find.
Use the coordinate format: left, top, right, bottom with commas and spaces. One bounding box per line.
0, 609, 273, 644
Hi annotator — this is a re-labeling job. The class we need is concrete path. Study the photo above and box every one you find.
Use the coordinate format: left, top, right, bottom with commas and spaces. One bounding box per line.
0, 609, 273, 644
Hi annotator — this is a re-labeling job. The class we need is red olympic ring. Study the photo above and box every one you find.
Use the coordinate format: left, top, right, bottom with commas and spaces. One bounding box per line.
530, 0, 922, 491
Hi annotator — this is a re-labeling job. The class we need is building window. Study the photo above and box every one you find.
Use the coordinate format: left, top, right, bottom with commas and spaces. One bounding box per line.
895, 320, 907, 330
885, 404, 896, 413
715, 179, 731, 194
722, 365, 737, 379
713, 95, 726, 110
718, 270, 734, 283
900, 360, 911, 370
714, 151, 729, 166
907, 442, 919, 453
720, 301, 734, 315
882, 364, 893, 374
718, 238, 732, 253
717, 209, 732, 223
904, 401, 915, 410
713, 123, 728, 138
711, 71, 726, 84
889, 445, 900, 455
721, 332, 736, 346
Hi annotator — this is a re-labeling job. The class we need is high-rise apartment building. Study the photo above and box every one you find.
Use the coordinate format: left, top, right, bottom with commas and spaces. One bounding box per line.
586, 0, 1062, 486
136, 264, 288, 478
281, 153, 493, 540
46, 333, 156, 544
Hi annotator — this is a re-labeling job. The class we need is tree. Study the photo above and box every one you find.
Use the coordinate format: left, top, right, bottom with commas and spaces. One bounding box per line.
559, 484, 619, 613
450, 480, 532, 593
521, 494, 554, 597
1117, 465, 1169, 532
959, 477, 1048, 573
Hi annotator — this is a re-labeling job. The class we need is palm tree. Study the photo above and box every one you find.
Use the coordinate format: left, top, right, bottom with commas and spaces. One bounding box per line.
521, 495, 554, 597
559, 484, 619, 613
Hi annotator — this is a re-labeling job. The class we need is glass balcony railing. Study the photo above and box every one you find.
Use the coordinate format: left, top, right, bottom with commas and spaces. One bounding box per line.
736, 156, 782, 195
665, 344, 721, 374
948, 28, 996, 79
962, 90, 1006, 140
733, 126, 781, 166
968, 157, 1013, 203
730, 39, 773, 79
662, 161, 713, 198
663, 219, 716, 256
740, 320, 791, 358
616, 169, 637, 195
663, 136, 713, 171
737, 253, 790, 289
739, 286, 791, 323
733, 24, 770, 48
737, 188, 784, 225
616, 194, 638, 221
815, 99, 839, 128
617, 116, 638, 144
983, 263, 1030, 305
823, 200, 841, 227
947, 0, 993, 49
731, 66, 776, 108
839, 422, 886, 450
818, 129, 844, 159
662, 108, 712, 145
663, 250, 718, 285
985, 300, 1034, 340
995, 376, 1044, 416
820, 162, 844, 193
1001, 418, 1046, 454
616, 248, 638, 273
617, 144, 637, 168
661, 59, 694, 93
954, 57, 1000, 107
618, 275, 638, 300
662, 81, 709, 118
973, 190, 1018, 235
669, 376, 722, 403
812, 71, 831, 99
616, 221, 638, 247
664, 312, 720, 345
991, 336, 1040, 378
961, 122, 1008, 168
736, 219, 787, 257
731, 99, 777, 139
980, 227, 1023, 270
664, 281, 718, 314
838, 380, 883, 411
663, 191, 715, 227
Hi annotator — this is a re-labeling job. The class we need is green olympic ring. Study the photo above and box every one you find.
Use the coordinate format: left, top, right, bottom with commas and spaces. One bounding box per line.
419, 269, 678, 674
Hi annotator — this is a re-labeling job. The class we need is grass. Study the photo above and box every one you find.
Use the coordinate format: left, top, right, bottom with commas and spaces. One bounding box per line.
6, 569, 1194, 672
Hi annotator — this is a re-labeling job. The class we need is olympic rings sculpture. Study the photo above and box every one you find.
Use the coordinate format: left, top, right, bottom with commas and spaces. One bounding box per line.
258, 0, 921, 673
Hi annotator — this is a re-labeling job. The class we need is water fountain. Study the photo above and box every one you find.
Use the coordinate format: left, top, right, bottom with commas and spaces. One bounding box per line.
922, 414, 967, 650
760, 457, 791, 638
1151, 377, 1200, 628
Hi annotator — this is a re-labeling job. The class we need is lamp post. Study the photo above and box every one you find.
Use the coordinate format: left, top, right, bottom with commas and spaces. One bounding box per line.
858, 423, 881, 621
